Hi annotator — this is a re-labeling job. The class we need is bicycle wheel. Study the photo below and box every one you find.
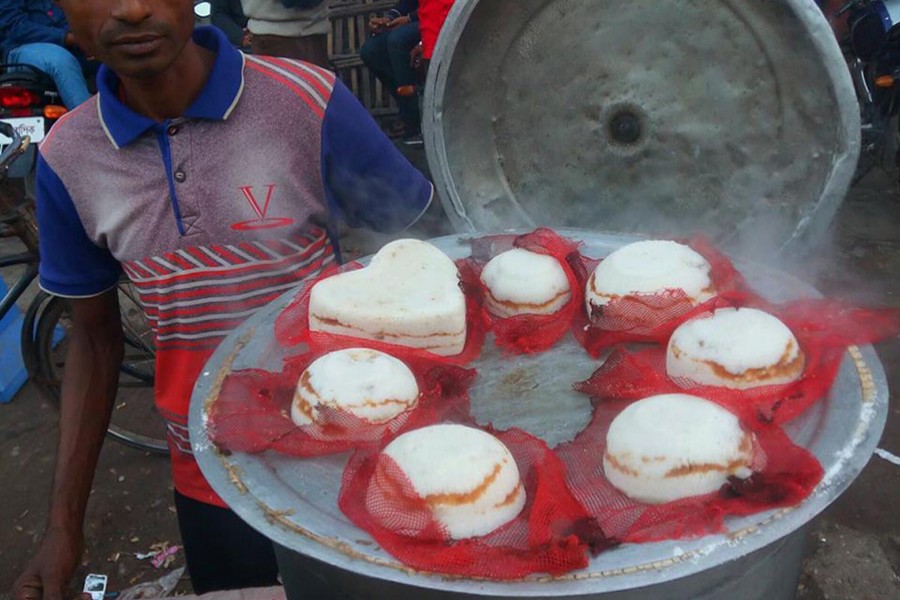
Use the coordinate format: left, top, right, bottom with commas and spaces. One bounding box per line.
20, 289, 54, 393
35, 286, 168, 455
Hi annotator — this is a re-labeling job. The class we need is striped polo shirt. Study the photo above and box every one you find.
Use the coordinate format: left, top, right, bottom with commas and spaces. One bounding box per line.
36, 26, 432, 506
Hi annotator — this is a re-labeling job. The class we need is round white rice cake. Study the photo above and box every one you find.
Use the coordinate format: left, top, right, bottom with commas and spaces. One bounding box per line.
371, 424, 526, 539
291, 348, 419, 426
586, 240, 715, 316
667, 308, 805, 389
603, 394, 754, 504
480, 248, 572, 318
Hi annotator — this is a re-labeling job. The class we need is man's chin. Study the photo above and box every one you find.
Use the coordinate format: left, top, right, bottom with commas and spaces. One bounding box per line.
107, 55, 173, 80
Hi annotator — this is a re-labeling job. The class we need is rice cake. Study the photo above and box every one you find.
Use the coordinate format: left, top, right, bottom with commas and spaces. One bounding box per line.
309, 239, 467, 356
480, 248, 572, 318
369, 424, 526, 539
603, 394, 754, 504
667, 307, 805, 390
586, 240, 715, 317
291, 349, 419, 427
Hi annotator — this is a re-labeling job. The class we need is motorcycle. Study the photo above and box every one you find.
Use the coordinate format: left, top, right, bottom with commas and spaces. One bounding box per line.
822, 0, 900, 184
0, 64, 67, 181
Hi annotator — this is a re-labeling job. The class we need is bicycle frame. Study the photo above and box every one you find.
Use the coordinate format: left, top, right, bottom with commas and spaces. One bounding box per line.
0, 254, 37, 321
0, 121, 38, 323
0, 122, 165, 453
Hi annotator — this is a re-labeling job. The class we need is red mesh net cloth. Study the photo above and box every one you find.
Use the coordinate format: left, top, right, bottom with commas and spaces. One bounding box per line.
573, 237, 759, 358
574, 300, 900, 428
339, 427, 616, 578
458, 228, 584, 354
273, 263, 487, 366
555, 400, 823, 543
207, 348, 476, 457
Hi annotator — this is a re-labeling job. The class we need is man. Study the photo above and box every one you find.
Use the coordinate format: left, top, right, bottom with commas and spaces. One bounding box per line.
13, 0, 434, 596
242, 0, 329, 67
0, 0, 93, 108
359, 0, 421, 139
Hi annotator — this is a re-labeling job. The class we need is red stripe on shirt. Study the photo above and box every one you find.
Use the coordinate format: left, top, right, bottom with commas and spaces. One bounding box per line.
186, 247, 221, 268
134, 261, 323, 305
245, 61, 325, 119
128, 243, 333, 293
260, 56, 334, 100
239, 241, 273, 260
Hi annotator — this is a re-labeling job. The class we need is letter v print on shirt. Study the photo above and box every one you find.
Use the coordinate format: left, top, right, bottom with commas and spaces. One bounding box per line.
232, 184, 296, 230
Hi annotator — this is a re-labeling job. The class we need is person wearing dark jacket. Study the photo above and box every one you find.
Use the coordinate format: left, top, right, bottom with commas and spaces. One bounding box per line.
0, 0, 91, 108
211, 0, 251, 50
359, 0, 421, 138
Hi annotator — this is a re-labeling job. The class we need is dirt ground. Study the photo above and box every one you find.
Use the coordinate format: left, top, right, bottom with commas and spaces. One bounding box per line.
0, 155, 898, 599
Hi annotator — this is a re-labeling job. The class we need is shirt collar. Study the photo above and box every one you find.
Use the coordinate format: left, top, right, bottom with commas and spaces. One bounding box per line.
97, 26, 245, 149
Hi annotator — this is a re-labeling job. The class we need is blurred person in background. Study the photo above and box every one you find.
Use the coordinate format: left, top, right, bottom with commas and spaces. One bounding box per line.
241, 0, 329, 67
0, 0, 93, 108
212, 0, 252, 51
360, 0, 421, 139
417, 0, 454, 62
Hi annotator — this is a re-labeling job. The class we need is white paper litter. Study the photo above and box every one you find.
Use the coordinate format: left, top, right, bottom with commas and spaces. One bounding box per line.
874, 448, 900, 467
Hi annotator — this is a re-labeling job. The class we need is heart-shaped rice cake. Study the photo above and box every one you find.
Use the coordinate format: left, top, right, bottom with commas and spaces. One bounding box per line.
309, 239, 467, 356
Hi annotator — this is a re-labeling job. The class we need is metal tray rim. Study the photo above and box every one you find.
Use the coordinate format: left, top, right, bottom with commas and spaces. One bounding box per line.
189, 231, 889, 596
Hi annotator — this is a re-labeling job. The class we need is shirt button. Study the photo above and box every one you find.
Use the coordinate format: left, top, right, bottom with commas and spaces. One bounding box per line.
174, 171, 186, 183
167, 125, 179, 136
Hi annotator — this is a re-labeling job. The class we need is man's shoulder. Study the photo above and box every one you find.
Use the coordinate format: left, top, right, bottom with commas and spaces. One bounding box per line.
242, 54, 337, 118
39, 96, 106, 168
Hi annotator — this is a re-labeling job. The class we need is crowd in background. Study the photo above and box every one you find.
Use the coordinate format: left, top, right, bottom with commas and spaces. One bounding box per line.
0, 0, 456, 140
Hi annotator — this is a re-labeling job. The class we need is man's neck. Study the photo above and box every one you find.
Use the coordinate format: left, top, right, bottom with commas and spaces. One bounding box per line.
118, 41, 216, 122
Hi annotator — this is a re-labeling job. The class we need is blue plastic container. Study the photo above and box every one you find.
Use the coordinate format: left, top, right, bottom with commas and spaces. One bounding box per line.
0, 279, 27, 403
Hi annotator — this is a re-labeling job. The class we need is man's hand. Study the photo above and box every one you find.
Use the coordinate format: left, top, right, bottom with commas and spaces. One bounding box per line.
386, 15, 412, 29
14, 528, 86, 600
368, 16, 389, 34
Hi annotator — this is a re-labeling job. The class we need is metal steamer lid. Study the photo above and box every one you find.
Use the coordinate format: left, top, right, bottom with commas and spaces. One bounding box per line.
423, 0, 860, 253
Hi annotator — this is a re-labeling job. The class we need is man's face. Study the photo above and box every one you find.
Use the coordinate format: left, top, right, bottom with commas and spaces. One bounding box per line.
58, 0, 196, 79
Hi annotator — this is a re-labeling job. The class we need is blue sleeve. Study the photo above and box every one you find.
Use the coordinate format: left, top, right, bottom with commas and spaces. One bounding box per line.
0, 1, 67, 48
36, 153, 122, 297
321, 79, 433, 233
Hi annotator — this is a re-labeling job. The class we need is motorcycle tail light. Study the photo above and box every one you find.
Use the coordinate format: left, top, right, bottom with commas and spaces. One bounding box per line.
0, 86, 41, 108
875, 75, 895, 88
44, 105, 67, 119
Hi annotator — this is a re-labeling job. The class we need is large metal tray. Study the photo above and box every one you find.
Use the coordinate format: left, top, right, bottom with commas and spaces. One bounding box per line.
189, 231, 888, 597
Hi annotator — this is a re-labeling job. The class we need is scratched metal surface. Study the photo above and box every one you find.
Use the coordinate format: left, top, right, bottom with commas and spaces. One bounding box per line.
423, 0, 860, 257
189, 230, 888, 597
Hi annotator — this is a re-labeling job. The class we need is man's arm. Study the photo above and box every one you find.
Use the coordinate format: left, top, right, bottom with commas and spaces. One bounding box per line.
0, 0, 68, 49
14, 291, 124, 600
15, 149, 125, 600
321, 79, 435, 235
